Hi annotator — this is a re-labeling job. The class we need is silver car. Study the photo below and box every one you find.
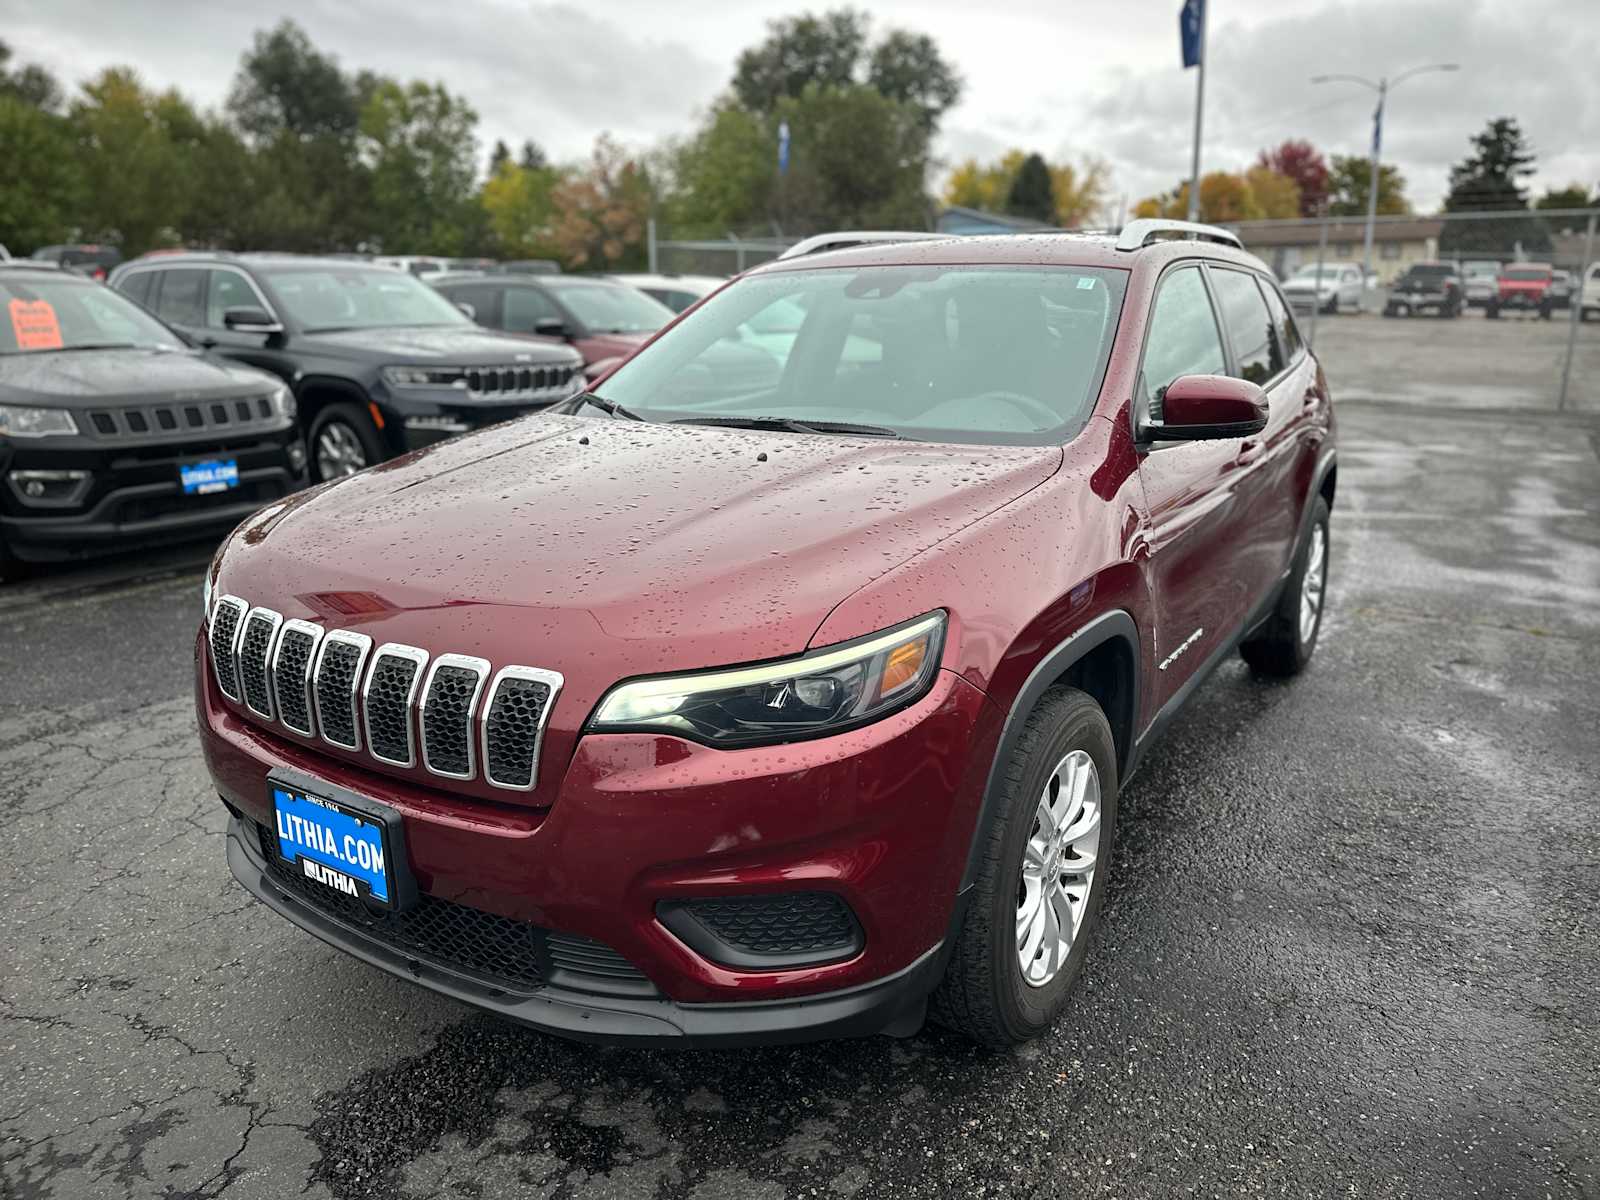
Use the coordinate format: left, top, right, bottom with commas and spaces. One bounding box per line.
1281, 262, 1365, 314
1462, 261, 1500, 308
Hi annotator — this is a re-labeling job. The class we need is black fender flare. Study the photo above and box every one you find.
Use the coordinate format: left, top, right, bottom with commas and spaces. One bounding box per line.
958, 609, 1140, 893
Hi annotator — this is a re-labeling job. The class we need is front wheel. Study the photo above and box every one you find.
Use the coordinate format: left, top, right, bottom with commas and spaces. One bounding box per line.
930, 687, 1118, 1048
1241, 495, 1330, 677
308, 403, 384, 481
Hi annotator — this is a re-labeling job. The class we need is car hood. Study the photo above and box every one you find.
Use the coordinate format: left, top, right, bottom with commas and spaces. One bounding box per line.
0, 347, 274, 405
1282, 279, 1332, 293
295, 325, 580, 366
217, 414, 1060, 713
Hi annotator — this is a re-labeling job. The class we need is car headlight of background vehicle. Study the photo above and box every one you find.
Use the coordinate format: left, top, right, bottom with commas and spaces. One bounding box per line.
0, 405, 79, 438
268, 383, 296, 420
590, 611, 946, 747
382, 365, 467, 389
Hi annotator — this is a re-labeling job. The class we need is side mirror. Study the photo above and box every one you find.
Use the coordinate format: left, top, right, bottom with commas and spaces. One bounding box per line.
1145, 375, 1268, 441
455, 301, 476, 320
533, 316, 569, 338
223, 306, 283, 334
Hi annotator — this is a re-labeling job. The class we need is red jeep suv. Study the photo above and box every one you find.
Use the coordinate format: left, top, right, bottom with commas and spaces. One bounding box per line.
197, 219, 1336, 1048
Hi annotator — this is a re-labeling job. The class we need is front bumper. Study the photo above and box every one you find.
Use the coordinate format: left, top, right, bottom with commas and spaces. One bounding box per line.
197, 635, 1000, 1043
0, 430, 306, 562
370, 384, 572, 454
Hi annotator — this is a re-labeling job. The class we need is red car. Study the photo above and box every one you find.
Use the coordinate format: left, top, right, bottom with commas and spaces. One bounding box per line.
197, 219, 1336, 1048
1486, 264, 1555, 319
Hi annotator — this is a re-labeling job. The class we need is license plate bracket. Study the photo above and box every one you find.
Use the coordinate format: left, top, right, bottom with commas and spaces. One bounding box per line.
266, 769, 416, 911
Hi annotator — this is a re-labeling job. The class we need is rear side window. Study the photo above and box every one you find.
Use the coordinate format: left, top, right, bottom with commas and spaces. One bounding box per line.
1141, 266, 1227, 414
153, 269, 205, 327
1209, 268, 1281, 385
440, 283, 501, 324
1258, 280, 1303, 364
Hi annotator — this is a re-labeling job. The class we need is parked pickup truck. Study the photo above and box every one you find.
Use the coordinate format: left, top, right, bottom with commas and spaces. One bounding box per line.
1486, 265, 1554, 319
1383, 263, 1464, 318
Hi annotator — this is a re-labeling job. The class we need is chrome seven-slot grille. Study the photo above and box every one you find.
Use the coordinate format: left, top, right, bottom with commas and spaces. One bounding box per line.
465, 364, 577, 398
209, 595, 561, 791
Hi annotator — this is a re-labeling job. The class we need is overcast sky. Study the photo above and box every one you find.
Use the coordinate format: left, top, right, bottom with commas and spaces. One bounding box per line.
5, 0, 1597, 218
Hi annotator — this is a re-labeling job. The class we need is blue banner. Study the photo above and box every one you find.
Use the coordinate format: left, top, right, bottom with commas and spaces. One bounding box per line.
1180, 0, 1204, 68
777, 121, 791, 175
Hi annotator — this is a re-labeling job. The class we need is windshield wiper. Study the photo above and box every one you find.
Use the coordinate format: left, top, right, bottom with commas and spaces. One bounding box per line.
27, 342, 140, 354
670, 415, 904, 439
567, 391, 644, 421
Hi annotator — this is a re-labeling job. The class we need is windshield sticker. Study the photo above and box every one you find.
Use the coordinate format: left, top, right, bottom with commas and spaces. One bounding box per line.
1077, 277, 1096, 290
9, 299, 63, 350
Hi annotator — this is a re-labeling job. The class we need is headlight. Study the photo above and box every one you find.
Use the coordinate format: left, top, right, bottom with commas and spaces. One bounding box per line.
202, 568, 214, 620
0, 405, 78, 438
382, 366, 467, 389
269, 383, 296, 420
590, 612, 946, 747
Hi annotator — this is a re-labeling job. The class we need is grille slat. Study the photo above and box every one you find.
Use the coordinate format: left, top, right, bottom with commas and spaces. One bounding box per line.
272, 622, 322, 736
313, 632, 372, 751
236, 608, 283, 719
87, 395, 280, 439
482, 667, 563, 791
209, 597, 247, 702
420, 655, 488, 779
363, 645, 427, 768
461, 363, 577, 400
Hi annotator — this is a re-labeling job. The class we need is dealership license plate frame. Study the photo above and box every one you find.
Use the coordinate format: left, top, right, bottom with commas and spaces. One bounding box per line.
180, 458, 239, 496
266, 769, 417, 911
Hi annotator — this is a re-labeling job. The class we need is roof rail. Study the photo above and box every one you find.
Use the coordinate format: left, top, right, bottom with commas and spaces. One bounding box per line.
1114, 218, 1242, 252
777, 230, 951, 260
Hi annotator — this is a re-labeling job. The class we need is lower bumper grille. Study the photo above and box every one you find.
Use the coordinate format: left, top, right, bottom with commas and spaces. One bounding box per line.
658, 892, 864, 970
253, 823, 652, 997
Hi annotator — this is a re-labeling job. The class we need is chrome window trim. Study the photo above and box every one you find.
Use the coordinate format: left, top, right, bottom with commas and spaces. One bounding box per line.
481, 665, 564, 792
209, 595, 249, 703
312, 630, 373, 752
235, 606, 283, 720
361, 643, 429, 768
271, 619, 324, 737
419, 653, 490, 781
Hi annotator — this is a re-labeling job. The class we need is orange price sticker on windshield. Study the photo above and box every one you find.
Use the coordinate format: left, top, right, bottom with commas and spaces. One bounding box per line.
9, 299, 63, 350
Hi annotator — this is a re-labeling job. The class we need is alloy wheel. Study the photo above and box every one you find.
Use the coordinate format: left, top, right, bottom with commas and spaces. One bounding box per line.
315, 421, 368, 478
1299, 523, 1327, 644
1016, 749, 1101, 988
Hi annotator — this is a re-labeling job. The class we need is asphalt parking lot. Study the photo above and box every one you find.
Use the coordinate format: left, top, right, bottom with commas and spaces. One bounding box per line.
4, 355, 1599, 1196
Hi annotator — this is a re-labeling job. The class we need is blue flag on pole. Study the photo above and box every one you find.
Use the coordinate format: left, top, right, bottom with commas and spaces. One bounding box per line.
1180, 0, 1204, 68
777, 121, 791, 175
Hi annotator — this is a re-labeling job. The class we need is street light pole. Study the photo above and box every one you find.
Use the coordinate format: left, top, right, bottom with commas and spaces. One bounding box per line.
1312, 63, 1458, 296
1185, 0, 1209, 224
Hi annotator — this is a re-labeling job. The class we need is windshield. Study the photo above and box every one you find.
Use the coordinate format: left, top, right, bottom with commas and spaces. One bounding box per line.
262, 267, 471, 332
1406, 266, 1453, 277
1504, 269, 1550, 281
546, 281, 673, 335
594, 264, 1129, 446
0, 274, 184, 354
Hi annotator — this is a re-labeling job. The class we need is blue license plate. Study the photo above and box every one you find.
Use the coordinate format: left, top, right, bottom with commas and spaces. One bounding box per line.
180, 459, 238, 495
271, 786, 392, 905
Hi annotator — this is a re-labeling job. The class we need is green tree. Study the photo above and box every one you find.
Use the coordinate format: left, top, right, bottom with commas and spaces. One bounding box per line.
662, 103, 775, 235
1440, 117, 1548, 255
481, 160, 562, 256
865, 29, 961, 132
488, 138, 511, 175
943, 149, 1108, 227
358, 79, 480, 253
1326, 155, 1408, 216
0, 96, 83, 251
68, 68, 194, 254
0, 41, 64, 111
518, 139, 547, 171
773, 84, 929, 231
1005, 153, 1055, 223
1537, 183, 1599, 233
733, 9, 869, 113
227, 20, 358, 142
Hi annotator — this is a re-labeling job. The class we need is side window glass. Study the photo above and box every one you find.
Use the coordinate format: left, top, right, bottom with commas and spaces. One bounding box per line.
440, 284, 495, 323
206, 271, 256, 327
1209, 268, 1280, 384
154, 268, 205, 328
121, 272, 154, 307
1259, 280, 1303, 364
1140, 267, 1227, 418
502, 287, 560, 334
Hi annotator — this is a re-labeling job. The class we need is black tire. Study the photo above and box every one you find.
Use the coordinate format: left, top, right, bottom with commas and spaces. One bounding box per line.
307, 402, 384, 482
1486, 302, 1500, 319
1538, 300, 1553, 320
0, 537, 30, 585
1241, 495, 1331, 678
930, 687, 1118, 1048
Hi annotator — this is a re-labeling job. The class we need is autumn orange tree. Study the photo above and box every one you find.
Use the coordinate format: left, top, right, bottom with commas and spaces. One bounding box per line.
548, 134, 652, 270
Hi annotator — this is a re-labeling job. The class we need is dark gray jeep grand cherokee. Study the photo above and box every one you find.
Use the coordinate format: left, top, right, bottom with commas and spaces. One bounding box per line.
0, 263, 305, 576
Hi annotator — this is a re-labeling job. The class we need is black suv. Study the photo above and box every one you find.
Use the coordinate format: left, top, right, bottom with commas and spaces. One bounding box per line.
30, 244, 123, 282
0, 263, 304, 576
1382, 262, 1464, 318
111, 254, 585, 481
